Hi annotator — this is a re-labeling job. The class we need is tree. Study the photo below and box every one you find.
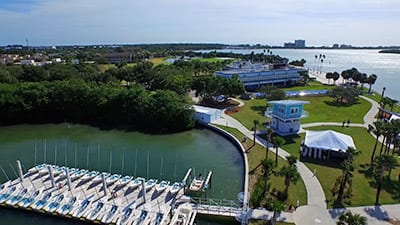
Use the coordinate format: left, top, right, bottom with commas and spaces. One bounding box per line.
360, 73, 368, 90
367, 74, 377, 93
329, 86, 361, 105
332, 72, 340, 85
279, 165, 300, 198
341, 69, 352, 85
373, 155, 398, 205
350, 68, 361, 86
325, 72, 333, 85
337, 211, 367, 225
272, 136, 285, 165
265, 128, 273, 160
370, 121, 383, 167
253, 120, 260, 146
286, 155, 298, 167
269, 199, 285, 225
261, 159, 275, 196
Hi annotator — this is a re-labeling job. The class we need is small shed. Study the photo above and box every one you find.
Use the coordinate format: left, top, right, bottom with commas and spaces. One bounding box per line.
301, 130, 356, 159
193, 105, 222, 123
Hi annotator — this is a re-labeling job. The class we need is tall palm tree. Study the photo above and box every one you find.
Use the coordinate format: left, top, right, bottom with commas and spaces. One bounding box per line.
332, 71, 340, 85
253, 120, 259, 146
265, 128, 273, 160
370, 121, 383, 167
367, 74, 377, 93
279, 165, 300, 198
286, 155, 297, 167
261, 159, 275, 195
272, 136, 285, 165
269, 199, 285, 225
337, 210, 367, 225
336, 147, 360, 203
373, 155, 398, 205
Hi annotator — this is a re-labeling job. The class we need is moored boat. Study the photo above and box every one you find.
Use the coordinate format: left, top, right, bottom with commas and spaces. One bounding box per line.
145, 179, 157, 190
18, 188, 42, 208
6, 187, 28, 206
169, 182, 183, 195
155, 181, 170, 193
45, 193, 65, 212
0, 186, 17, 204
116, 201, 136, 225
72, 194, 94, 218
56, 194, 79, 215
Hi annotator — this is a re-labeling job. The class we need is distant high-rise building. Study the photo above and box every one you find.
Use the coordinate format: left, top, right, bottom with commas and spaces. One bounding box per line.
284, 39, 306, 48
332, 44, 339, 49
294, 39, 306, 48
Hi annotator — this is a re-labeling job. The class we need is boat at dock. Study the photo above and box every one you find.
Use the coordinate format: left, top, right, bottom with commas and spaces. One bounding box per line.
130, 177, 144, 189
131, 209, 149, 225
169, 182, 183, 195
101, 200, 121, 224
56, 194, 79, 215
0, 186, 17, 204
32, 191, 53, 210
150, 211, 168, 225
18, 188, 42, 208
6, 187, 28, 206
145, 179, 157, 190
189, 175, 204, 192
116, 201, 137, 225
72, 194, 94, 217
45, 193, 64, 212
169, 203, 196, 225
155, 180, 170, 193
106, 174, 122, 185
81, 171, 99, 181
85, 197, 107, 220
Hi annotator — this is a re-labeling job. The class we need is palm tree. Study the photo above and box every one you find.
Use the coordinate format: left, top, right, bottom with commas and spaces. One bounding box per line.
286, 155, 297, 167
367, 74, 377, 93
261, 159, 275, 195
265, 128, 273, 160
269, 199, 285, 225
332, 71, 340, 85
326, 72, 333, 85
279, 165, 300, 198
370, 121, 383, 166
253, 120, 259, 146
336, 147, 360, 203
337, 210, 367, 225
272, 136, 285, 165
373, 155, 398, 205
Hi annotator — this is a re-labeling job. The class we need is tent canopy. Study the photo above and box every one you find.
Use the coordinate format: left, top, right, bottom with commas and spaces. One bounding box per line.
304, 130, 355, 151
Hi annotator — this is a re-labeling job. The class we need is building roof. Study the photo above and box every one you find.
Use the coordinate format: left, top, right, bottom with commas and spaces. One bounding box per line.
305, 130, 356, 151
268, 100, 310, 105
193, 105, 221, 114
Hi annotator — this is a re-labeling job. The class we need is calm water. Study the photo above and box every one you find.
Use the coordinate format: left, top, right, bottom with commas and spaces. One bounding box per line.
0, 124, 243, 225
201, 48, 400, 100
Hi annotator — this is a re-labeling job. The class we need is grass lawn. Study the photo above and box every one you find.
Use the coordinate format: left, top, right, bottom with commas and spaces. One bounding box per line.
150, 57, 169, 65
230, 95, 371, 130
215, 125, 307, 208
191, 57, 235, 63
280, 126, 400, 208
282, 81, 335, 92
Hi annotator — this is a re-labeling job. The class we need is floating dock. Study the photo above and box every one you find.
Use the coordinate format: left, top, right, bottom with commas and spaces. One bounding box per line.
0, 162, 198, 225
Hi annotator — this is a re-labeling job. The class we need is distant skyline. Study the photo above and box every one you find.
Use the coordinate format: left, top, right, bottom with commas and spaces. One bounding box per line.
1, 0, 400, 46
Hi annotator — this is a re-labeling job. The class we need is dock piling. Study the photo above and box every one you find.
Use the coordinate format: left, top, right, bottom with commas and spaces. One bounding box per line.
65, 168, 72, 191
48, 165, 55, 188
102, 173, 107, 196
141, 178, 146, 203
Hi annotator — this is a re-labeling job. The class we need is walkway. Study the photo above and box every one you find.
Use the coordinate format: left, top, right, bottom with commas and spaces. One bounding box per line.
211, 95, 397, 225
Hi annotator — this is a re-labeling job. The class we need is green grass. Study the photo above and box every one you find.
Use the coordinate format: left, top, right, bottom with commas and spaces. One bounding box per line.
230, 99, 270, 130
282, 80, 335, 92
150, 57, 169, 65
281, 126, 400, 208
191, 57, 234, 63
230, 95, 371, 130
215, 125, 307, 208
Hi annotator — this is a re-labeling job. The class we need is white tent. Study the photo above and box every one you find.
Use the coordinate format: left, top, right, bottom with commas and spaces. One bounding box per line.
304, 130, 355, 152
390, 114, 400, 121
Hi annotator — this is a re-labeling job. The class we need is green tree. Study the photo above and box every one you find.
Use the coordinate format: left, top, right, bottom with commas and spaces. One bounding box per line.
279, 165, 300, 199
272, 136, 285, 164
265, 128, 273, 160
373, 155, 398, 205
261, 159, 275, 196
370, 121, 383, 167
332, 71, 340, 85
337, 211, 367, 225
269, 199, 285, 225
325, 72, 333, 85
367, 74, 377, 93
253, 120, 260, 146
286, 155, 298, 167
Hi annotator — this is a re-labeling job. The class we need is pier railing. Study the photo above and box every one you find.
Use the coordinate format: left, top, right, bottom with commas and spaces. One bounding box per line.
190, 197, 243, 217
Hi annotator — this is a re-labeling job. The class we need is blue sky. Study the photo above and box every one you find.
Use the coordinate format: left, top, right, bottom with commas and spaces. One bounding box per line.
1, 0, 399, 46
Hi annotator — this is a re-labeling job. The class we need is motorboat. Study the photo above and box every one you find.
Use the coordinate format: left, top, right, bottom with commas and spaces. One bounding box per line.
155, 181, 170, 193
130, 177, 144, 189
0, 186, 17, 204
28, 164, 48, 174
45, 193, 65, 212
52, 166, 65, 176
169, 182, 183, 195
6, 187, 28, 206
131, 209, 149, 225
189, 175, 204, 192
93, 172, 110, 182
18, 188, 42, 208
145, 179, 157, 190
72, 194, 94, 218
32, 191, 52, 210
101, 200, 121, 224
56, 194, 79, 215
106, 174, 122, 185
116, 201, 136, 225
169, 203, 194, 225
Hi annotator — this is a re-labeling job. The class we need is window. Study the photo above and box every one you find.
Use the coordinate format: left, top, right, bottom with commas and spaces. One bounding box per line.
290, 107, 299, 114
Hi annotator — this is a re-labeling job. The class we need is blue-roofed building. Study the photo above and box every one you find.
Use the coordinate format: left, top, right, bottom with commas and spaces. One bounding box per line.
265, 100, 309, 136
193, 105, 222, 124
215, 61, 306, 90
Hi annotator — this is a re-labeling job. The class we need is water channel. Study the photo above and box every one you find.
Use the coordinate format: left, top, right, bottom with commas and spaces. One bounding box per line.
0, 124, 243, 225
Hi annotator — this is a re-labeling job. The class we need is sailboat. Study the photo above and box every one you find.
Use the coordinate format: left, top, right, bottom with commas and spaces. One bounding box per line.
101, 199, 121, 224
56, 194, 80, 215
85, 197, 108, 220
145, 179, 157, 190
72, 194, 94, 218
18, 188, 42, 208
131, 209, 149, 225
116, 201, 137, 225
6, 187, 28, 206
32, 191, 53, 210
129, 177, 144, 189
45, 193, 65, 212
155, 181, 170, 193
169, 182, 183, 195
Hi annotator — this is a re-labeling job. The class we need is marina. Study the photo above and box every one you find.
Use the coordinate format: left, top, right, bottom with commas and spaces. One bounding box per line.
0, 161, 245, 225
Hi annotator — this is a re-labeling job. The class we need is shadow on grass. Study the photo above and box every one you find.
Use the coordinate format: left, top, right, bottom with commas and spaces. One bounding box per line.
323, 100, 361, 108
250, 105, 267, 116
358, 163, 374, 178
300, 156, 343, 169
368, 178, 400, 202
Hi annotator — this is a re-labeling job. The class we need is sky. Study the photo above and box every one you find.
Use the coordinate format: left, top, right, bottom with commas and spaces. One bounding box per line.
0, 0, 399, 46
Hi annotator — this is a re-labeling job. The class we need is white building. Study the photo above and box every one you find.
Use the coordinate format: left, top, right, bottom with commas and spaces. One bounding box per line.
193, 105, 222, 123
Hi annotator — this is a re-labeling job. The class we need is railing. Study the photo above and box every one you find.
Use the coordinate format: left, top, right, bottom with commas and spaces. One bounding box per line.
190, 197, 243, 217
